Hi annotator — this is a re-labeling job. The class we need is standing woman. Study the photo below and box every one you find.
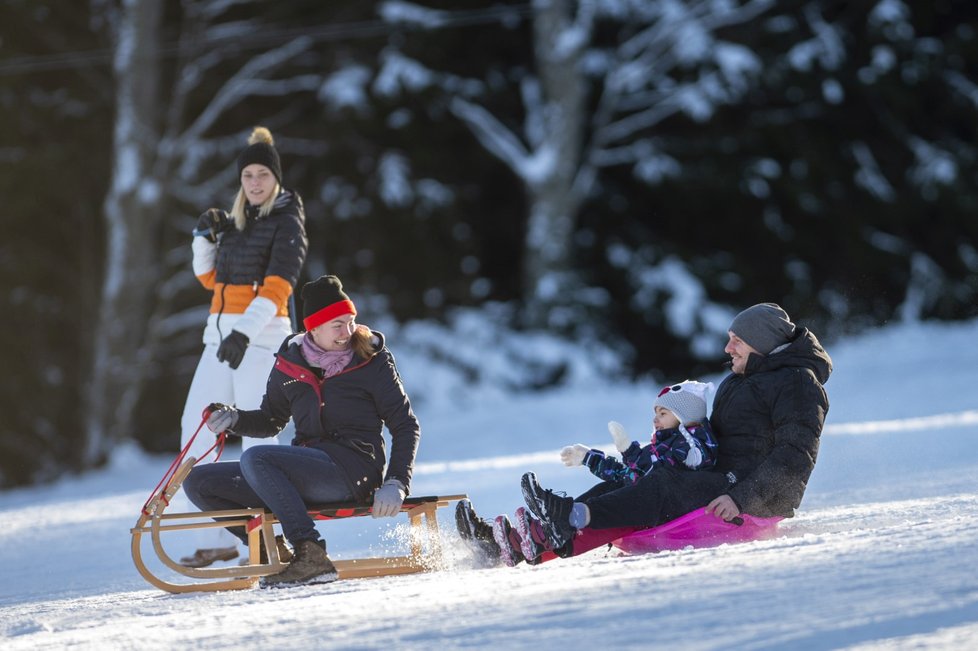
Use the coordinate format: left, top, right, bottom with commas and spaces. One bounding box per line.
177, 126, 308, 568
183, 274, 422, 587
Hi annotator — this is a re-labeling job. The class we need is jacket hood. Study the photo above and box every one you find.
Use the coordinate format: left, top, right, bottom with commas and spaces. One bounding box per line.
743, 327, 832, 384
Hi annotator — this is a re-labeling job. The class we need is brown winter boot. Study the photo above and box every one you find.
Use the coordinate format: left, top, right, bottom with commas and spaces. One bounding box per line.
260, 540, 338, 588
178, 546, 239, 568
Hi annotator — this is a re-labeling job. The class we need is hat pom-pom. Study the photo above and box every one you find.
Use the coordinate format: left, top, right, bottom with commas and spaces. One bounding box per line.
248, 126, 274, 146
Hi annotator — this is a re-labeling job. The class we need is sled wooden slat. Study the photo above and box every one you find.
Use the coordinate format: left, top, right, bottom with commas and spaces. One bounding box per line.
130, 459, 466, 593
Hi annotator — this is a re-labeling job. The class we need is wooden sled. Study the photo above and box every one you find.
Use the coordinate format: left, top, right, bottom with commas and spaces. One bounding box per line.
131, 456, 466, 593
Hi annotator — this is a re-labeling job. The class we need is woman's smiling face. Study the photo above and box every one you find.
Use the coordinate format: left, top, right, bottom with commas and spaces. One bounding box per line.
240, 164, 277, 206
311, 315, 356, 351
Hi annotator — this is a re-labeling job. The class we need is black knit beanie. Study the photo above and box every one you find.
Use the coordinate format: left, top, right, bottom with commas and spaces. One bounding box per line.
236, 126, 282, 184
729, 303, 796, 355
301, 275, 357, 331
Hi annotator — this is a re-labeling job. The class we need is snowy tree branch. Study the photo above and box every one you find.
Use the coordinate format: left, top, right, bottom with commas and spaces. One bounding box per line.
179, 36, 314, 145
449, 97, 530, 177
947, 71, 978, 108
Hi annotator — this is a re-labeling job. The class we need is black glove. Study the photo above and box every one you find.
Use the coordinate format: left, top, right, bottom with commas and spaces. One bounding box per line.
216, 331, 249, 369
205, 403, 239, 434
194, 208, 231, 243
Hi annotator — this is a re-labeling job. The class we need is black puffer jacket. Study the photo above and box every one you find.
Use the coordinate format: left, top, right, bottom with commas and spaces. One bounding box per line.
215, 190, 306, 288
232, 331, 421, 503
710, 328, 832, 518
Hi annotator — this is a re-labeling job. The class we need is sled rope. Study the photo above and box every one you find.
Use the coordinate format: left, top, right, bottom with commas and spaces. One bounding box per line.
141, 407, 226, 515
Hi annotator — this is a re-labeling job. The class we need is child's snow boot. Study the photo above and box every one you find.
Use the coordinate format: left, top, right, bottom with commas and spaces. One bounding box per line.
514, 506, 548, 564
491, 514, 526, 567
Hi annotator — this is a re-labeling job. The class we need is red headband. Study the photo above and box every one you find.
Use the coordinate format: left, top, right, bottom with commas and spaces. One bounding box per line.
303, 300, 357, 331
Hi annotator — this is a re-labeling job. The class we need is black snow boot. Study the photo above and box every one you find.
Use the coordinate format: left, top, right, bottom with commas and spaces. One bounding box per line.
521, 471, 577, 550
455, 498, 501, 564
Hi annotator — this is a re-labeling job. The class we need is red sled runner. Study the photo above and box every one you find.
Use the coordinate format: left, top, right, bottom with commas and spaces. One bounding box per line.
612, 507, 782, 555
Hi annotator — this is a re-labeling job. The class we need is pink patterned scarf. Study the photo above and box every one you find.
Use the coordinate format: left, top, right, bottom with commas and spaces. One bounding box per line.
301, 334, 354, 378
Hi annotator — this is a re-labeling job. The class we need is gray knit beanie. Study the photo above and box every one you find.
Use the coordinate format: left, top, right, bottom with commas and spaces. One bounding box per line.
729, 303, 796, 355
654, 380, 713, 425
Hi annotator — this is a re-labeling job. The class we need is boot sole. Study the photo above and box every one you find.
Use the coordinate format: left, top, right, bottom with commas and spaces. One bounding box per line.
260, 570, 339, 589
521, 472, 549, 523
520, 472, 573, 550
491, 515, 524, 567
514, 507, 545, 563
455, 499, 476, 539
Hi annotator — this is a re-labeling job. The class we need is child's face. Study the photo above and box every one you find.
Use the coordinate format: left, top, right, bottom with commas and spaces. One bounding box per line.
653, 406, 680, 431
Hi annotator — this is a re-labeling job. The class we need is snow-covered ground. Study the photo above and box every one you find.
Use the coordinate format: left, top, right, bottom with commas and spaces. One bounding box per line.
2, 317, 977, 650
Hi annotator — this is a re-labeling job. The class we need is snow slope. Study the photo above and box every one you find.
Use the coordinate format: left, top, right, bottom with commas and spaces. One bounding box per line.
1, 318, 977, 650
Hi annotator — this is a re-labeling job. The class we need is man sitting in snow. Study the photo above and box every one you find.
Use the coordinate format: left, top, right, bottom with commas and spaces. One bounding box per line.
458, 303, 832, 565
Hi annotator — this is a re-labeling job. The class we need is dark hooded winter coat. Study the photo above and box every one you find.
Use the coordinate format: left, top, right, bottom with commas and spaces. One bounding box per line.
710, 327, 832, 517
231, 330, 420, 503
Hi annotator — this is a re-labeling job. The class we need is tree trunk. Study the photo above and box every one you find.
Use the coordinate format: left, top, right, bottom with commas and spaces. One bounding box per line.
83, 0, 163, 465
521, 0, 588, 326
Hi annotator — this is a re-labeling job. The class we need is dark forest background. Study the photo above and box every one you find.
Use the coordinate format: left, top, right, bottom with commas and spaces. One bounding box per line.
1, 0, 976, 488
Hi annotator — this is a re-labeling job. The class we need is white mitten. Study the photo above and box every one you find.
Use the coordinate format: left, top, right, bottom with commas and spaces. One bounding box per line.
560, 444, 590, 467
608, 421, 631, 453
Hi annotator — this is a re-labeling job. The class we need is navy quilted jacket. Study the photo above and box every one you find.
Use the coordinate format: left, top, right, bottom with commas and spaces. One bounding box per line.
582, 420, 719, 486
232, 331, 421, 503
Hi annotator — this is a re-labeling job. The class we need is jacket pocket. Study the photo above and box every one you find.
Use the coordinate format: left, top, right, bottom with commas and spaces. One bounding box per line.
347, 438, 376, 460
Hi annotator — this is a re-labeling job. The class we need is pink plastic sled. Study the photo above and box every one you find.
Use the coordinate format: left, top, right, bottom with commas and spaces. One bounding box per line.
612, 507, 782, 555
